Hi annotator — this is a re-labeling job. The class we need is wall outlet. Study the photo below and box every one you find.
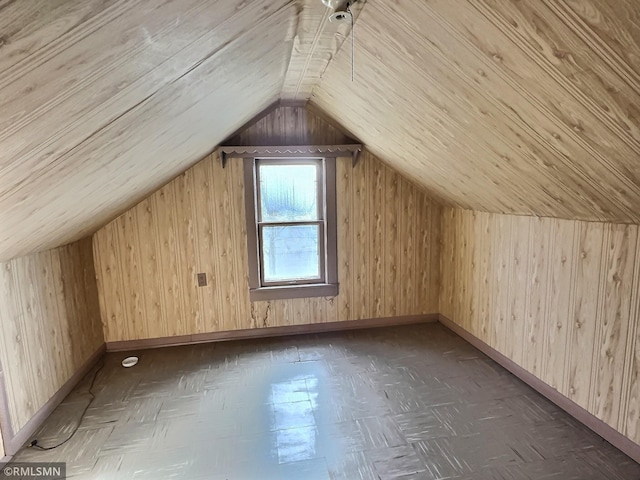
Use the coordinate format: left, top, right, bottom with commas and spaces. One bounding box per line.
197, 273, 207, 287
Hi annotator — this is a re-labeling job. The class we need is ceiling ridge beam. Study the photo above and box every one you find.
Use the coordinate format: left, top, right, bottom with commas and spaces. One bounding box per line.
278, 0, 303, 97
292, 3, 329, 98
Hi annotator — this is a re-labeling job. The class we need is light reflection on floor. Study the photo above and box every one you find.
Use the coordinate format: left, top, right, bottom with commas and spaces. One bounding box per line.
10, 324, 640, 479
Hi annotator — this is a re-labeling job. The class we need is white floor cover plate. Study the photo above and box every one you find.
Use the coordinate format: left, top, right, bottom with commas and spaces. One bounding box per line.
121, 356, 138, 368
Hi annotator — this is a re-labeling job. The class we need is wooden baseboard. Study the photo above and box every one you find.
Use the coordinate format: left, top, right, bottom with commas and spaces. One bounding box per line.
0, 369, 13, 450
438, 315, 640, 464
6, 314, 638, 463
3, 344, 105, 456
106, 314, 439, 352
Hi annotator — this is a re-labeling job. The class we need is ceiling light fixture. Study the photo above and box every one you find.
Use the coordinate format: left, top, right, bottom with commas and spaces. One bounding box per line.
321, 0, 345, 8
321, 0, 357, 81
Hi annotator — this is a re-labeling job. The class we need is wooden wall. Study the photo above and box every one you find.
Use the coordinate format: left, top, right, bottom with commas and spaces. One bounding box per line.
440, 208, 640, 444
93, 107, 442, 342
0, 238, 103, 433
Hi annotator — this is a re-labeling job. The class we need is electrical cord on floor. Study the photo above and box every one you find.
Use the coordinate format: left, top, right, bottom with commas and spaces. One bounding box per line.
29, 361, 104, 451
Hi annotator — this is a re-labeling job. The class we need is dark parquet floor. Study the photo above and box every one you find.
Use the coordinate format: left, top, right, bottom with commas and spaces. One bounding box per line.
10, 323, 640, 479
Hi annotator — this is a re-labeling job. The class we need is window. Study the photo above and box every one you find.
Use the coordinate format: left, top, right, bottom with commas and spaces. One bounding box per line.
244, 156, 338, 301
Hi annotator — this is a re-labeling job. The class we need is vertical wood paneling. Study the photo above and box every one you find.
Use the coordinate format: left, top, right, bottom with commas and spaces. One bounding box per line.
46, 250, 70, 387
492, 214, 513, 353
154, 185, 184, 337
369, 156, 385, 318
590, 224, 637, 428
118, 210, 145, 341
383, 167, 401, 318
136, 197, 166, 338
174, 171, 201, 335
476, 213, 494, 342
464, 211, 478, 336
567, 222, 605, 409
93, 223, 126, 342
191, 159, 222, 333
455, 210, 469, 332
210, 161, 240, 332
229, 158, 252, 330
506, 215, 530, 366
290, 299, 309, 326
424, 192, 440, 312
399, 178, 416, 317
336, 155, 352, 322
26, 252, 58, 397
623, 243, 640, 443
523, 217, 551, 377
439, 208, 456, 320
229, 106, 352, 146
0, 261, 34, 431
441, 208, 640, 448
0, 239, 103, 432
351, 155, 369, 320
94, 107, 441, 342
542, 219, 577, 393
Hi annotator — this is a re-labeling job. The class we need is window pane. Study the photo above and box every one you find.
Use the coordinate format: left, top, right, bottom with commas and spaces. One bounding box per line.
258, 163, 319, 222
262, 225, 321, 282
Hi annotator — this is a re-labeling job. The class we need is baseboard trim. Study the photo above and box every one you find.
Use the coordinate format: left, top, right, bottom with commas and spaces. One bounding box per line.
3, 315, 638, 462
4, 344, 106, 456
106, 314, 439, 352
438, 315, 640, 464
0, 368, 14, 448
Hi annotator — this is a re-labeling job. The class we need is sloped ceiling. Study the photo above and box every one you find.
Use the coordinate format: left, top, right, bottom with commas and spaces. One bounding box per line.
312, 0, 640, 223
0, 0, 294, 262
2, 0, 640, 261
0, 0, 359, 262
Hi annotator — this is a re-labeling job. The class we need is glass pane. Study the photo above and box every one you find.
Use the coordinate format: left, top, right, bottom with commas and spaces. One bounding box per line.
258, 163, 319, 222
262, 225, 321, 282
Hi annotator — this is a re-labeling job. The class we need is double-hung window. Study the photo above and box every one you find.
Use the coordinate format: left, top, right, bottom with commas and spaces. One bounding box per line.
244, 156, 338, 301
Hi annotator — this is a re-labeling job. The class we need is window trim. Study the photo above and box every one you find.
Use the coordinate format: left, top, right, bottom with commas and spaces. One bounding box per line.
258, 222, 325, 286
256, 158, 325, 287
244, 155, 338, 302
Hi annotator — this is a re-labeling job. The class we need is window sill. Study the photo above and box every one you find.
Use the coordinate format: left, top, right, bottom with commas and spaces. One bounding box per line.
249, 283, 339, 302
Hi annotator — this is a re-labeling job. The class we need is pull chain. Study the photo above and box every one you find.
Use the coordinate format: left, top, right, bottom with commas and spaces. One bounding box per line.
348, 3, 354, 81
